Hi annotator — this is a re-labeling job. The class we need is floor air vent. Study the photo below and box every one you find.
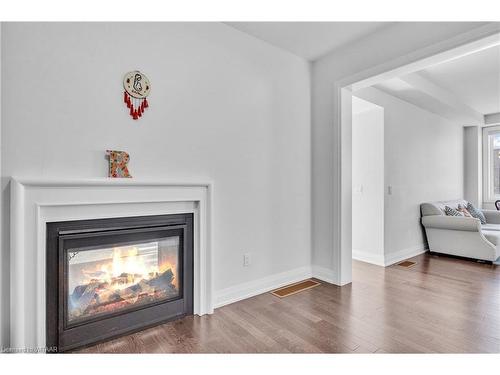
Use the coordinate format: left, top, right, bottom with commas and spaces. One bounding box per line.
397, 260, 416, 268
271, 279, 321, 298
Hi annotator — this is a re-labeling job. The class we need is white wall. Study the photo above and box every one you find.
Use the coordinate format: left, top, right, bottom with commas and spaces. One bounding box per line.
464, 126, 482, 207
0, 22, 4, 348
311, 22, 489, 278
355, 87, 464, 262
0, 22, 311, 346
351, 98, 384, 265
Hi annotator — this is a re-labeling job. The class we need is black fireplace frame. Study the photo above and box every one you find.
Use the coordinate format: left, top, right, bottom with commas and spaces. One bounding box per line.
46, 213, 193, 352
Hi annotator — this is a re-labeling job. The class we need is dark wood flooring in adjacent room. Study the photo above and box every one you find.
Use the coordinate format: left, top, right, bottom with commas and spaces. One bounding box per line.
76, 253, 500, 353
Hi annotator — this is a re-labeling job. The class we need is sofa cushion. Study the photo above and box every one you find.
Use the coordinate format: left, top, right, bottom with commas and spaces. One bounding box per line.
467, 202, 486, 224
481, 223, 500, 231
421, 200, 468, 216
481, 210, 500, 225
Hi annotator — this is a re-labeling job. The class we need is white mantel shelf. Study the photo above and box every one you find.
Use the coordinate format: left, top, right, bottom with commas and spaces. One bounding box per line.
10, 177, 214, 349
12, 177, 214, 187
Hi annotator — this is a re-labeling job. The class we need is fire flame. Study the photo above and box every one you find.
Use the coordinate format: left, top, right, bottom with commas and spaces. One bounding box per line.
111, 246, 150, 278
82, 246, 177, 290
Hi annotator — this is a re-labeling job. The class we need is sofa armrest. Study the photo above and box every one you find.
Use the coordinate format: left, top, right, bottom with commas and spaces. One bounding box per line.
421, 215, 480, 232
482, 209, 500, 224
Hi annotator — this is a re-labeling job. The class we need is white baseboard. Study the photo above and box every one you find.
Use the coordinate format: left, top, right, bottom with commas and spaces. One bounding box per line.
353, 245, 428, 267
214, 245, 428, 310
214, 266, 312, 309
383, 244, 428, 266
311, 265, 337, 284
352, 249, 385, 267
214, 264, 343, 309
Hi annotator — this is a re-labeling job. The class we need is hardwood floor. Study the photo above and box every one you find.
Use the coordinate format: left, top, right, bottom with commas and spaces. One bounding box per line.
76, 253, 500, 353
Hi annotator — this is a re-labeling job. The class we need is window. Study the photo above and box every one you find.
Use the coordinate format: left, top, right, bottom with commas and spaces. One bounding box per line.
483, 125, 500, 201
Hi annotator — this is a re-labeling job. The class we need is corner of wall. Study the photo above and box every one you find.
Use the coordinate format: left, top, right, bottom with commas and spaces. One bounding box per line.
311, 264, 338, 285
383, 245, 428, 266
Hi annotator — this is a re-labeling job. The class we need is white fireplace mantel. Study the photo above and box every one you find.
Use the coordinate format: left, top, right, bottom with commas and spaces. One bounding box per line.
10, 177, 214, 349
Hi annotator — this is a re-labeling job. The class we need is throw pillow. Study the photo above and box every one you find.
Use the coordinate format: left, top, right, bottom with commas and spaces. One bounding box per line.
457, 204, 473, 217
444, 206, 462, 217
466, 202, 486, 224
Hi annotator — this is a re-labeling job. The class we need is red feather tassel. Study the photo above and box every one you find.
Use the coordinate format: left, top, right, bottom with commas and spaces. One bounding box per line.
124, 92, 148, 119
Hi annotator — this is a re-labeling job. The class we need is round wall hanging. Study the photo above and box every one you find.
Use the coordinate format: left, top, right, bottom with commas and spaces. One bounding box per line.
123, 70, 151, 120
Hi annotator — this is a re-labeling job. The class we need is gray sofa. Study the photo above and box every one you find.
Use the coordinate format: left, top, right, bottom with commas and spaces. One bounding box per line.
421, 199, 500, 262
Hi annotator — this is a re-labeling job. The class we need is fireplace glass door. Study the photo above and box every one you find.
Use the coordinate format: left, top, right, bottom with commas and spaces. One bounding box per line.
47, 214, 193, 352
67, 237, 180, 324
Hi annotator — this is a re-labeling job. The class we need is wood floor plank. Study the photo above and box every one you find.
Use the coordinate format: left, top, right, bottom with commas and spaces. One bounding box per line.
76, 253, 500, 353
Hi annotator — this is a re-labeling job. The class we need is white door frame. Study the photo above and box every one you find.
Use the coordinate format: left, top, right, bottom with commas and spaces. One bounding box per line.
334, 24, 500, 285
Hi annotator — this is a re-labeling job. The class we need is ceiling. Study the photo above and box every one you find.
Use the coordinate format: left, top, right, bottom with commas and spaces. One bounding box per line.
419, 45, 500, 115
225, 22, 392, 61
224, 22, 499, 124
373, 44, 500, 124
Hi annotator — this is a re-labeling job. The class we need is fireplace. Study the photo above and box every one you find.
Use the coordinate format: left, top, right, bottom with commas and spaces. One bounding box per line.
46, 213, 193, 352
